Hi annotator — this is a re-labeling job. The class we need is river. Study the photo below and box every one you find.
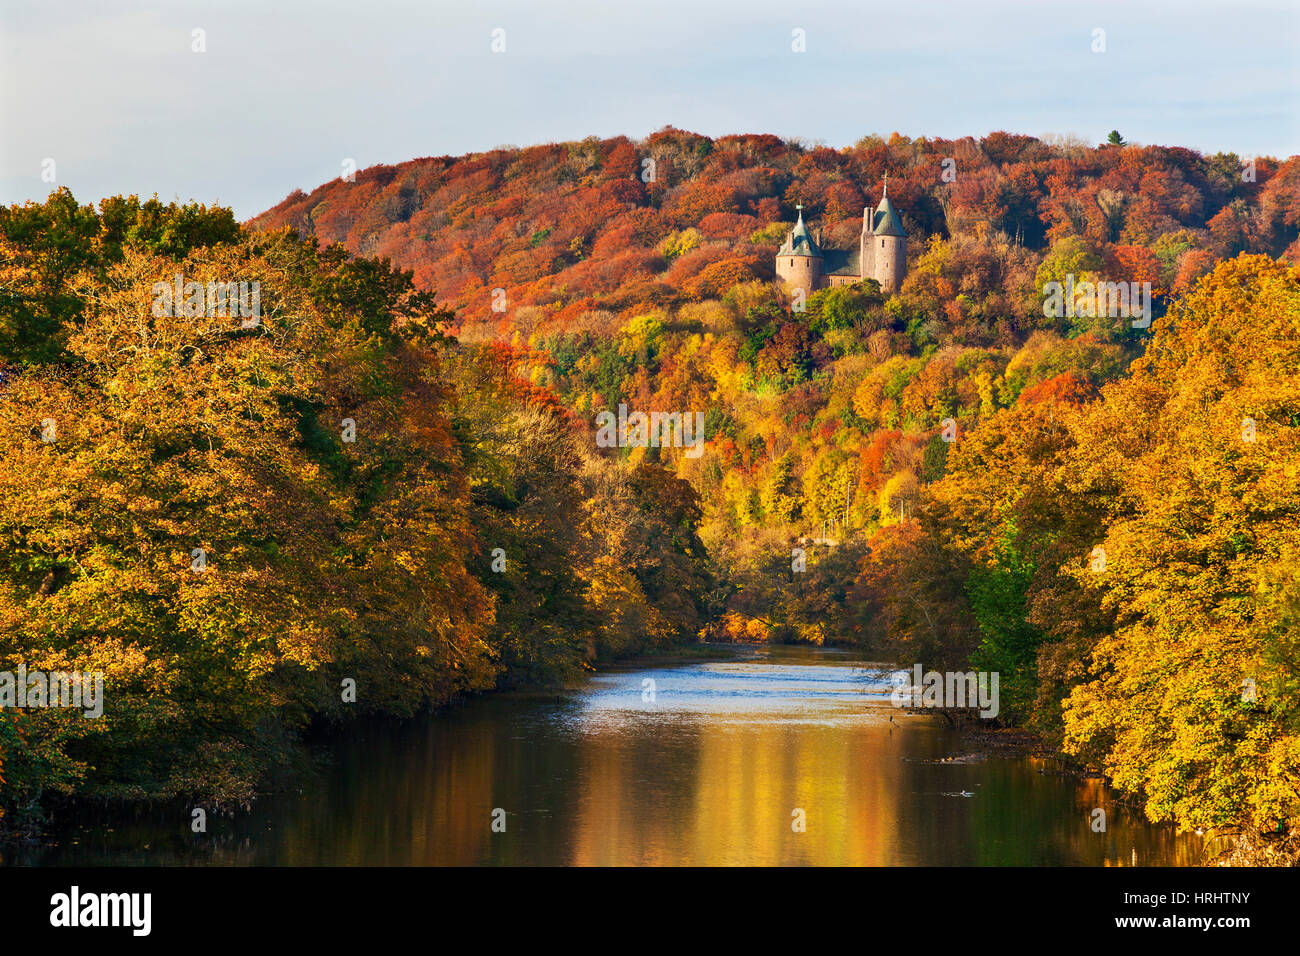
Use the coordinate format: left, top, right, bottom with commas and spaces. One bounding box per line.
13, 645, 1206, 866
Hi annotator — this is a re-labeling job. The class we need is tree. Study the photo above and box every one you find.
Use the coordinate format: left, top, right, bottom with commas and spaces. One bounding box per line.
1062, 255, 1300, 832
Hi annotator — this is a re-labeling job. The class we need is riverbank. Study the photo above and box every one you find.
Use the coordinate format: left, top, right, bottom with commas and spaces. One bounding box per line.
946, 718, 1299, 866
8, 644, 1206, 866
2, 638, 735, 848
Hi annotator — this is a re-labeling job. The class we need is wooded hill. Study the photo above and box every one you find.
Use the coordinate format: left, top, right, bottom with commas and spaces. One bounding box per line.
252, 129, 1300, 850
3, 127, 1298, 856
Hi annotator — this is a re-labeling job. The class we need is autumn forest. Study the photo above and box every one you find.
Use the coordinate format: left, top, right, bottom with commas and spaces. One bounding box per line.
3, 128, 1300, 863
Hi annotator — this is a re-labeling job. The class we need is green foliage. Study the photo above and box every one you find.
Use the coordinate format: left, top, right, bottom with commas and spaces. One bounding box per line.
920, 433, 948, 482
966, 522, 1041, 723
805, 282, 883, 334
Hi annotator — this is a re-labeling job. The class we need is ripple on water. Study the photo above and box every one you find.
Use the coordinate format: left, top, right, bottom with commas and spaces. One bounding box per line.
557, 659, 900, 733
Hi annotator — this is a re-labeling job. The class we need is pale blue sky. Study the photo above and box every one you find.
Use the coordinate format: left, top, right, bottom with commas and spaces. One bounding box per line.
3, 0, 1297, 220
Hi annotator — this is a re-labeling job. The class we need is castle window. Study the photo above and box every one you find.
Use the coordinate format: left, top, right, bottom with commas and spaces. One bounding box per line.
881, 240, 885, 247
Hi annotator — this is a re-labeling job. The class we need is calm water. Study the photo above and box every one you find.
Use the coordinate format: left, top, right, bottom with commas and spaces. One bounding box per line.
11, 645, 1206, 866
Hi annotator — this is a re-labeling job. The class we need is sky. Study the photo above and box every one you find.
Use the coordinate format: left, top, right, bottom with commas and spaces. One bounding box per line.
2, 0, 1298, 221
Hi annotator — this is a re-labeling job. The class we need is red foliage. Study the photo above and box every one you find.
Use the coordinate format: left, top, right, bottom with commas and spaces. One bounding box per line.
859, 429, 904, 492
1016, 372, 1098, 408
246, 131, 1298, 336
699, 212, 761, 240
684, 254, 768, 299
1106, 244, 1163, 287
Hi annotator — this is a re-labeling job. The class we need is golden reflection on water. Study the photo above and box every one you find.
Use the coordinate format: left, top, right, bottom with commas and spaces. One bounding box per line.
18, 645, 1207, 866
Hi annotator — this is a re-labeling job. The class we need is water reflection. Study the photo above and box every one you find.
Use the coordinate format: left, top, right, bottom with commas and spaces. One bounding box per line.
9, 645, 1205, 866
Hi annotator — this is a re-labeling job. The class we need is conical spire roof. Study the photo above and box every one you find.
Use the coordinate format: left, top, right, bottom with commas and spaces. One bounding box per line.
872, 196, 905, 237
778, 207, 822, 257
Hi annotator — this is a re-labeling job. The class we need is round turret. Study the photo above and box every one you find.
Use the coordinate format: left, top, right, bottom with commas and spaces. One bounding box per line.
776, 208, 823, 297
870, 196, 906, 293
875, 233, 906, 293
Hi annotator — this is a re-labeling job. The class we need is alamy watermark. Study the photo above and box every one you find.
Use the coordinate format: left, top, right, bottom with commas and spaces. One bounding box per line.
152, 274, 261, 326
595, 404, 705, 459
50, 886, 150, 936
891, 664, 999, 719
0, 666, 104, 718
1043, 274, 1151, 329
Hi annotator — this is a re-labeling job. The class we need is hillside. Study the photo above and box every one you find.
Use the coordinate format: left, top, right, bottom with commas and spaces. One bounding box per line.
249, 129, 1300, 846
250, 128, 1300, 339
4, 128, 1299, 852
248, 129, 1300, 610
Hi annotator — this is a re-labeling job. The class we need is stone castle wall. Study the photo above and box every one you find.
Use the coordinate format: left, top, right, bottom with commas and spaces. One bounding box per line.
876, 235, 905, 293
776, 207, 906, 293
777, 254, 821, 295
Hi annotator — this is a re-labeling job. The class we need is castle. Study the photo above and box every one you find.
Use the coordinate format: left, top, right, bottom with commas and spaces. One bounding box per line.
775, 179, 907, 295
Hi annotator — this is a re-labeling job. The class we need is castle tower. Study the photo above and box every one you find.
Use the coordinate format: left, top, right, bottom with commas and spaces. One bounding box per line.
776, 188, 906, 295
776, 205, 823, 297
869, 177, 907, 293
